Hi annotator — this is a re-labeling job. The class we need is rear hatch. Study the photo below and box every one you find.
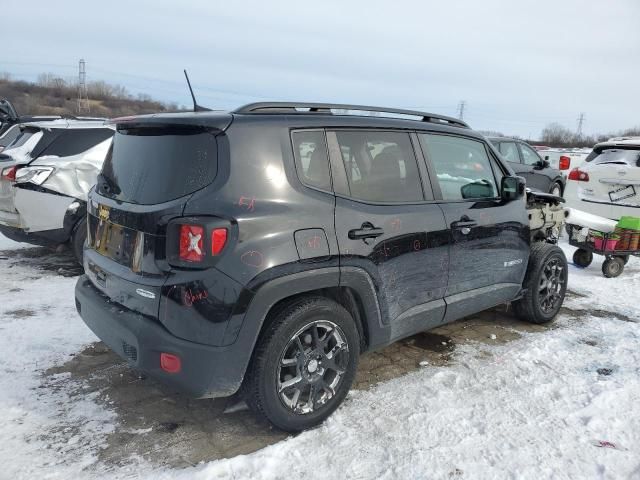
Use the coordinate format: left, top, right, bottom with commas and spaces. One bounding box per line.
578, 147, 640, 207
85, 116, 232, 316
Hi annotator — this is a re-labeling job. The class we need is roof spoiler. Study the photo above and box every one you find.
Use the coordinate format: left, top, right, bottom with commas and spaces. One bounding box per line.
234, 102, 470, 129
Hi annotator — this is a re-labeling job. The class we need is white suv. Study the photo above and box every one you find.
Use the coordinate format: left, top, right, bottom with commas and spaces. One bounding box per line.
0, 119, 114, 260
565, 137, 640, 220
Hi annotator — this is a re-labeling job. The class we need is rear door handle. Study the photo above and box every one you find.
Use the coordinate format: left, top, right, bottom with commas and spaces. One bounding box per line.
348, 222, 384, 240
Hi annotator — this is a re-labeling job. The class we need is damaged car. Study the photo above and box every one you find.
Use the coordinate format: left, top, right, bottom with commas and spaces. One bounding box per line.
0, 119, 114, 260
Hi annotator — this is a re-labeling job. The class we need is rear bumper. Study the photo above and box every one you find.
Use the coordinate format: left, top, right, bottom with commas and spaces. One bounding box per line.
0, 209, 21, 228
574, 198, 640, 221
75, 275, 247, 398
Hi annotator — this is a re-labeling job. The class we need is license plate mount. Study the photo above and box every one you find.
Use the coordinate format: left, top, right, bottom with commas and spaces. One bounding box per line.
609, 184, 636, 203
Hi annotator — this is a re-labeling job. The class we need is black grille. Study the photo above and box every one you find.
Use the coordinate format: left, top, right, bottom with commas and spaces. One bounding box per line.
122, 341, 138, 363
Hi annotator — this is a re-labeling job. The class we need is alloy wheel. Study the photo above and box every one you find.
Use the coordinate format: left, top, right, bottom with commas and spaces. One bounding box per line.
538, 257, 566, 313
277, 320, 349, 414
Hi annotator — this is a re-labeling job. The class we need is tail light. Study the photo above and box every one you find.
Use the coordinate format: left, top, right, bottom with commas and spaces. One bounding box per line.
179, 225, 204, 262
559, 155, 571, 170
211, 228, 227, 255
160, 352, 181, 373
1, 166, 17, 181
170, 219, 230, 267
568, 168, 589, 182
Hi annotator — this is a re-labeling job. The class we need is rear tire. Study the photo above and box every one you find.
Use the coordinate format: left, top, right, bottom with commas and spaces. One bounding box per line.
245, 296, 360, 432
602, 257, 624, 278
550, 182, 563, 197
71, 217, 87, 264
514, 242, 567, 324
572, 248, 593, 268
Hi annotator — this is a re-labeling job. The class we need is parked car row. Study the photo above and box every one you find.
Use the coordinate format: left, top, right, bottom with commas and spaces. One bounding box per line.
0, 100, 114, 260
3, 97, 633, 433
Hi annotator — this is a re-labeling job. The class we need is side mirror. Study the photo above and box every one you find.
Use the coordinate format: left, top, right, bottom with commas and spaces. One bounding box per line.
501, 176, 525, 201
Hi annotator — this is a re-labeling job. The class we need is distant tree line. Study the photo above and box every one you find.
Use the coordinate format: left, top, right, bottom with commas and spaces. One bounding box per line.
482, 123, 639, 148
0, 72, 182, 118
536, 123, 640, 148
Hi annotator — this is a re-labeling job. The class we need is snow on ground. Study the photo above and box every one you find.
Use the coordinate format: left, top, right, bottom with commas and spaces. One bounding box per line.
0, 235, 115, 479
0, 233, 639, 479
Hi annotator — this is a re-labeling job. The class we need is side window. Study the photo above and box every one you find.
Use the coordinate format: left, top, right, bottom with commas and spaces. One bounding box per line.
332, 130, 423, 203
291, 130, 331, 191
39, 128, 114, 159
497, 141, 521, 163
420, 134, 498, 201
519, 143, 541, 166
0, 125, 21, 147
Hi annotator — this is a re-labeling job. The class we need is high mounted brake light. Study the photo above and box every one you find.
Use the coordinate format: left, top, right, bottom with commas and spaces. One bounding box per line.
568, 168, 589, 182
559, 155, 571, 170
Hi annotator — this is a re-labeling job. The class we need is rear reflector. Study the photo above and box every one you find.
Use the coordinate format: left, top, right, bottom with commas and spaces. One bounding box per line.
568, 168, 589, 182
211, 228, 228, 256
1, 166, 17, 181
559, 155, 571, 170
160, 353, 182, 373
179, 224, 204, 262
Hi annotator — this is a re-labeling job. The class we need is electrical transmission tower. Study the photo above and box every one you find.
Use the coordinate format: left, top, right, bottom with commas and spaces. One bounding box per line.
576, 112, 585, 138
77, 59, 90, 114
457, 100, 466, 120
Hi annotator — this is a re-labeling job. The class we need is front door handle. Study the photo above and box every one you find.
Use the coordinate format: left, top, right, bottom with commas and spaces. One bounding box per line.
451, 215, 477, 229
348, 222, 384, 240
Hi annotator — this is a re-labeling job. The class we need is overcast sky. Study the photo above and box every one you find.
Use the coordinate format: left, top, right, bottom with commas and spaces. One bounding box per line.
3, 0, 639, 138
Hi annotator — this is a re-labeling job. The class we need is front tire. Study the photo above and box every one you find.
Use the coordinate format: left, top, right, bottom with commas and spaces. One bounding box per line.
71, 217, 87, 265
550, 182, 563, 197
514, 242, 567, 324
245, 297, 360, 432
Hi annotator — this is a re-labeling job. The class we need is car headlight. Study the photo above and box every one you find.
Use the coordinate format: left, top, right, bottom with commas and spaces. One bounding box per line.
15, 166, 54, 186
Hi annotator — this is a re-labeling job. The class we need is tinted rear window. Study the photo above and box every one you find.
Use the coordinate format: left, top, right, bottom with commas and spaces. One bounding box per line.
98, 125, 218, 205
39, 128, 114, 158
586, 148, 640, 167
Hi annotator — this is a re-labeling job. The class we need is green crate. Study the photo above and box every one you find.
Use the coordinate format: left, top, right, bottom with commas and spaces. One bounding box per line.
617, 216, 640, 231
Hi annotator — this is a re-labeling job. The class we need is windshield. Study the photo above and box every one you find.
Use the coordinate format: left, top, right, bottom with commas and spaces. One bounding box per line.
98, 125, 218, 205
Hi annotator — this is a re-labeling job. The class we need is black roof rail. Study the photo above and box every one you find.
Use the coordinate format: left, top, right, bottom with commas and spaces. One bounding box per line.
233, 102, 470, 129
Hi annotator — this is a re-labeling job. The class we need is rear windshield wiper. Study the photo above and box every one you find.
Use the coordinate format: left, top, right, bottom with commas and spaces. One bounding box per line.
97, 172, 121, 196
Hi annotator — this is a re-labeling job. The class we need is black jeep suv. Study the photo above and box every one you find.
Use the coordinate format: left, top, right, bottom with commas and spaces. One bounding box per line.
75, 103, 568, 431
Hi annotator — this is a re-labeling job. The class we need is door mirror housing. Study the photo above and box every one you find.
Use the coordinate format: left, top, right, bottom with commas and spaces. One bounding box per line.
534, 159, 550, 169
501, 176, 525, 201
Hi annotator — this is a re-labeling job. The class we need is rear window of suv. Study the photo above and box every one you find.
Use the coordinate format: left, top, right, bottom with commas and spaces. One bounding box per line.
585, 148, 640, 167
98, 125, 218, 205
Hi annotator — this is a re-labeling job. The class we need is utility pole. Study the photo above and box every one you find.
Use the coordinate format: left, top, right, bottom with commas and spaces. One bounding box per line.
457, 100, 466, 120
77, 59, 90, 114
576, 112, 585, 138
